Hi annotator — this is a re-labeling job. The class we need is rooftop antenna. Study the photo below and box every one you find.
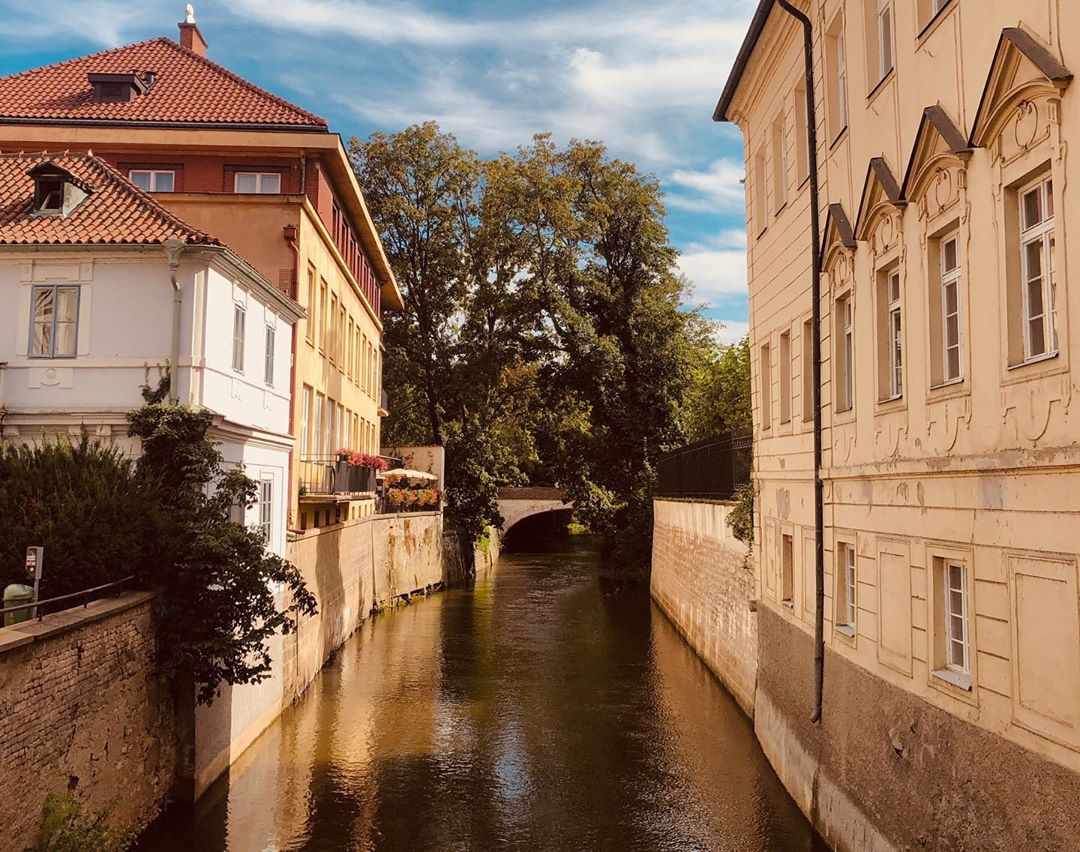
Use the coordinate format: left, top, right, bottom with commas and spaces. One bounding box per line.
184, 4, 195, 24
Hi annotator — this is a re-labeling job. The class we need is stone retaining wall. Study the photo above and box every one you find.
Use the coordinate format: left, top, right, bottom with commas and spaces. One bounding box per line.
0, 593, 177, 852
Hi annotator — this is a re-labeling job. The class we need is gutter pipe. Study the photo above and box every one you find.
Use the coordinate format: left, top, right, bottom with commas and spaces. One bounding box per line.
775, 0, 826, 724
163, 239, 186, 403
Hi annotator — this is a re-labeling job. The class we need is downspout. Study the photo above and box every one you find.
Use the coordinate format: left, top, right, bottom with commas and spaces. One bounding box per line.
284, 223, 302, 533
776, 0, 826, 724
163, 239, 186, 403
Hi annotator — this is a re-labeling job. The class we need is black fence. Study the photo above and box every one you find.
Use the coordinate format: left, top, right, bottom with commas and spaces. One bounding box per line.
656, 434, 752, 500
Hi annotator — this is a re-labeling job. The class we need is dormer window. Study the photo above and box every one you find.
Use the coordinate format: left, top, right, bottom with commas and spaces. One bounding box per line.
27, 163, 92, 217
87, 71, 153, 104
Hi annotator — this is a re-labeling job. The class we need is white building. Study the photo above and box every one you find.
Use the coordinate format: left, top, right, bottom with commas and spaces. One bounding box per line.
0, 152, 305, 557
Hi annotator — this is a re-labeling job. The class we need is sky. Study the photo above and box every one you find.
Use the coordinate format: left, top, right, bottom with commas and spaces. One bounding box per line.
0, 0, 755, 342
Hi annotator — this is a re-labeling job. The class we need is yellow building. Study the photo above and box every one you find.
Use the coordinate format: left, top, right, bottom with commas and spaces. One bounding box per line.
0, 17, 403, 532
716, 0, 1080, 847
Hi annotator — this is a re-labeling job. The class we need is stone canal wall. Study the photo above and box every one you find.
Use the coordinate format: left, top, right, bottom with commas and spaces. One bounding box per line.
0, 592, 177, 852
650, 499, 756, 715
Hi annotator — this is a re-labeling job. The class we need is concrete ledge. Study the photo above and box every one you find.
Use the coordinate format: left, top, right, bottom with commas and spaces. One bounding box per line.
0, 590, 155, 656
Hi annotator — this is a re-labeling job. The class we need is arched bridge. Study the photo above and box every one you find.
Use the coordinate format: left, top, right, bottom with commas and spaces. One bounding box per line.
497, 487, 573, 534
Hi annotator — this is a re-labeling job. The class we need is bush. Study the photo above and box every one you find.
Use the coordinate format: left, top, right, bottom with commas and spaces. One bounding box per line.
0, 439, 160, 598
727, 482, 755, 553
29, 794, 132, 852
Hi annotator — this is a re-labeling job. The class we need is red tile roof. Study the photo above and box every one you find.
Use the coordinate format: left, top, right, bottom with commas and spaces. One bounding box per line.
0, 152, 221, 246
0, 38, 326, 129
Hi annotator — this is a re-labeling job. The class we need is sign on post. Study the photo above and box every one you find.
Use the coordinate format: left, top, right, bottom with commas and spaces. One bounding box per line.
25, 547, 43, 618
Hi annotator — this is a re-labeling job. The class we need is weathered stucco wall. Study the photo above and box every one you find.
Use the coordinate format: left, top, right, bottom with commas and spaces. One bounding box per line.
650, 499, 756, 716
755, 605, 1080, 852
0, 593, 177, 852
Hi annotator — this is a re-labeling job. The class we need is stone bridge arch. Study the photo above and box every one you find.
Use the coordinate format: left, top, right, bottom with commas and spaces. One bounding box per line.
497, 487, 573, 535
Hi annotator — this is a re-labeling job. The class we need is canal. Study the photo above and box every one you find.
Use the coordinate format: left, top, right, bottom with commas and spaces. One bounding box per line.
139, 535, 823, 851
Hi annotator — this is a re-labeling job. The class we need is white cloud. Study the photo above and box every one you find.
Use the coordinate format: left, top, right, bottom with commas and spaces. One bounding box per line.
666, 159, 745, 212
678, 247, 747, 303
713, 320, 749, 345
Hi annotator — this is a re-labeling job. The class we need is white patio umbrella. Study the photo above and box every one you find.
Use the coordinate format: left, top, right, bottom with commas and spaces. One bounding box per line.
380, 468, 438, 482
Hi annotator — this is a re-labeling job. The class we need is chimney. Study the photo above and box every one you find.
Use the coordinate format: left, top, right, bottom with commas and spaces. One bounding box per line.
178, 4, 207, 57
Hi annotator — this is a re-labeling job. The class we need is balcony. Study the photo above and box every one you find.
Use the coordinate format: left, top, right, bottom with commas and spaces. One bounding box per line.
298, 456, 377, 500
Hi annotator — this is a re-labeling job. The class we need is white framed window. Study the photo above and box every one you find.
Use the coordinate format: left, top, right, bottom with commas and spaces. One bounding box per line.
754, 147, 768, 234
933, 556, 971, 688
835, 542, 857, 633
234, 172, 282, 194
836, 294, 854, 412
826, 16, 848, 136
772, 113, 788, 211
940, 234, 962, 383
779, 330, 791, 424
258, 477, 273, 543
886, 270, 903, 399
313, 392, 325, 457
29, 284, 79, 358
232, 304, 246, 373
1018, 176, 1057, 362
301, 385, 312, 455
794, 81, 809, 184
781, 533, 794, 604
264, 323, 275, 386
129, 169, 175, 192
875, 0, 894, 82
760, 342, 772, 429
802, 318, 814, 422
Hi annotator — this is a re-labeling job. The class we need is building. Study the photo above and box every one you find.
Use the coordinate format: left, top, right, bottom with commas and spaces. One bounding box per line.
714, 1, 1080, 848
0, 151, 303, 559
0, 8, 403, 531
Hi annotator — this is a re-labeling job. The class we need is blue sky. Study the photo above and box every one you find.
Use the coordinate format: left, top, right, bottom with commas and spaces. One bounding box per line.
0, 0, 755, 341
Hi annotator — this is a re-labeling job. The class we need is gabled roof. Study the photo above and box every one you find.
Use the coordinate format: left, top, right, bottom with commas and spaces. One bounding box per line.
713, 0, 776, 122
822, 203, 856, 251
0, 152, 220, 246
900, 105, 970, 200
970, 27, 1072, 148
854, 157, 905, 240
0, 38, 327, 129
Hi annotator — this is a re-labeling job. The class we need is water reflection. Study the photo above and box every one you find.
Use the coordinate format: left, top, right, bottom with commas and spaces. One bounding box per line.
139, 538, 824, 852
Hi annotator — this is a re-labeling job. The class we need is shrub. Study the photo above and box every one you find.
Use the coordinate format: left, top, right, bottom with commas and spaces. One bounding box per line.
727, 482, 755, 553
29, 794, 132, 852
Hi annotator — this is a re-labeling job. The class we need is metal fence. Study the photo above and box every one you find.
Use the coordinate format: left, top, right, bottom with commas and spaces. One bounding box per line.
0, 575, 135, 626
655, 434, 752, 500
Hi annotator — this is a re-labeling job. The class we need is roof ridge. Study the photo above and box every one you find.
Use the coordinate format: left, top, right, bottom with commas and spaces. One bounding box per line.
157, 37, 326, 127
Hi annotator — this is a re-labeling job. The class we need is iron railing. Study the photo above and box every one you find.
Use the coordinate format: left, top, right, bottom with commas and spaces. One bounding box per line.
0, 575, 136, 625
656, 433, 752, 500
298, 455, 401, 498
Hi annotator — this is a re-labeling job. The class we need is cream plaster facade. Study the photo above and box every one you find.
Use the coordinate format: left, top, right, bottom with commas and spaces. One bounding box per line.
722, 0, 1080, 787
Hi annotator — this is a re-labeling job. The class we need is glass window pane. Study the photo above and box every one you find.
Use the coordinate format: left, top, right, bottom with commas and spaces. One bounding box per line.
943, 238, 957, 272
235, 173, 257, 193
155, 172, 174, 192
945, 282, 958, 314
1023, 188, 1041, 229
1045, 179, 1053, 217
1025, 241, 1044, 281
947, 346, 960, 379
130, 171, 151, 190
260, 173, 281, 193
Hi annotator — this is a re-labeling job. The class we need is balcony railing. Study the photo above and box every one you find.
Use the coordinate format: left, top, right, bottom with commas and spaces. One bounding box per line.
298, 456, 378, 498
655, 433, 752, 500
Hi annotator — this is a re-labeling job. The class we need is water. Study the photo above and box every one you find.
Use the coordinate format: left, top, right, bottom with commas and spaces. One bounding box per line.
139, 538, 824, 852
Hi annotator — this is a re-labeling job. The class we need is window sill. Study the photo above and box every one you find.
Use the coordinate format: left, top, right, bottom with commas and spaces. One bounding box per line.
1008, 350, 1059, 371
917, 0, 956, 43
835, 625, 855, 637
774, 202, 788, 216
829, 126, 849, 153
931, 668, 971, 692
929, 377, 963, 391
866, 69, 895, 105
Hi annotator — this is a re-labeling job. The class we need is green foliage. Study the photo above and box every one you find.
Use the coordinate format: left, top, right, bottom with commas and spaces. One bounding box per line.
29, 794, 132, 852
0, 439, 160, 598
127, 379, 317, 704
727, 482, 755, 552
684, 334, 752, 442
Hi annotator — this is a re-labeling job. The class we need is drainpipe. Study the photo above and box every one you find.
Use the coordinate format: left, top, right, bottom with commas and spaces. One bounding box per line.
776, 0, 826, 724
284, 223, 302, 533
163, 239, 186, 403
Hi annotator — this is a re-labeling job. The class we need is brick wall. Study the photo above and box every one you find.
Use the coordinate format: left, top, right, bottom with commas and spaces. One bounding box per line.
651, 498, 757, 715
0, 593, 177, 852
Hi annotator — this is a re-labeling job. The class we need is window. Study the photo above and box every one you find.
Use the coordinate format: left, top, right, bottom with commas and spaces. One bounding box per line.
871, 0, 894, 85
835, 542, 857, 633
306, 267, 316, 344
794, 81, 809, 184
314, 392, 325, 456
781, 533, 794, 604
802, 318, 814, 422
318, 279, 328, 352
347, 318, 355, 381
1018, 176, 1057, 362
369, 341, 376, 397
760, 342, 772, 429
772, 114, 788, 211
232, 303, 246, 373
754, 147, 768, 233
338, 304, 347, 369
129, 170, 174, 192
234, 172, 281, 194
779, 330, 791, 423
826, 15, 848, 137
29, 285, 79, 358
327, 397, 337, 455
930, 232, 963, 385
264, 323, 275, 386
301, 385, 312, 455
354, 328, 362, 385
934, 557, 971, 686
835, 295, 854, 412
329, 293, 338, 362
917, 0, 952, 30
877, 268, 903, 400
258, 478, 273, 544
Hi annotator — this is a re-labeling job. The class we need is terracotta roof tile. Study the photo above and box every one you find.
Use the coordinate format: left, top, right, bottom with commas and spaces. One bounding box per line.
0, 151, 221, 246
0, 38, 326, 128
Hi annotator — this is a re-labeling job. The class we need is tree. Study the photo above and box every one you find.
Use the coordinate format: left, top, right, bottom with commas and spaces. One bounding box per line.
683, 334, 752, 442
128, 378, 316, 703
